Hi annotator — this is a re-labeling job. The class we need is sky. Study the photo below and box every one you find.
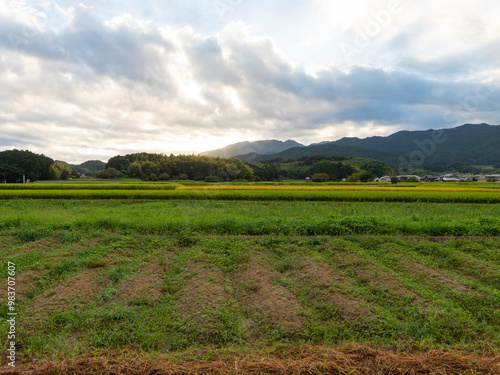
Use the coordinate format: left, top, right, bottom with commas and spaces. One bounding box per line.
0, 0, 499, 163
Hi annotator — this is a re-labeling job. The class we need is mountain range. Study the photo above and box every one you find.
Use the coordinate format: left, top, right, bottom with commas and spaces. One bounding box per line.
200, 139, 304, 158
202, 124, 500, 172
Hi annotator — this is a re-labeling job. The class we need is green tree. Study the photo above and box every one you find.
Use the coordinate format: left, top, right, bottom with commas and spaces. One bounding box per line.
347, 171, 372, 182
159, 172, 170, 181
249, 163, 280, 181
140, 161, 160, 179
97, 167, 122, 179
311, 161, 341, 181
127, 161, 143, 178
49, 161, 72, 180
225, 163, 241, 181
312, 173, 329, 182
358, 171, 372, 182
347, 173, 360, 182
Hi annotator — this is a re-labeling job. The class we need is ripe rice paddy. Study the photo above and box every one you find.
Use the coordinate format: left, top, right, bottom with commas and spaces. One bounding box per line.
0, 181, 499, 202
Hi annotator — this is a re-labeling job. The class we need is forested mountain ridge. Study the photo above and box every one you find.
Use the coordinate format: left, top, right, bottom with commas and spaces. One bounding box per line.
229, 124, 500, 172
237, 144, 400, 165
332, 123, 500, 168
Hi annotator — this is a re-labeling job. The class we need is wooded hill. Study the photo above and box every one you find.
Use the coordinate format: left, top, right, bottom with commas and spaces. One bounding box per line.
0, 150, 54, 183
0, 150, 104, 183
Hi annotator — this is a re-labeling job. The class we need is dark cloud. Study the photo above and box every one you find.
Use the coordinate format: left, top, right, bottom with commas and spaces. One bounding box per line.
0, 6, 175, 85
63, 7, 173, 80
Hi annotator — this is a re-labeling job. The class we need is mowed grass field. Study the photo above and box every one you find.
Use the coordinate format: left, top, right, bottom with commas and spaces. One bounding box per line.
1, 181, 499, 374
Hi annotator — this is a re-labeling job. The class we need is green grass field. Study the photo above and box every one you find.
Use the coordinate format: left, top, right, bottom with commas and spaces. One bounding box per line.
1, 181, 499, 374
1, 200, 499, 236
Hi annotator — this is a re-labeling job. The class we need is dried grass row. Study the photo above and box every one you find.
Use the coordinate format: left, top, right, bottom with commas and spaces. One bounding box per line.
2, 344, 499, 375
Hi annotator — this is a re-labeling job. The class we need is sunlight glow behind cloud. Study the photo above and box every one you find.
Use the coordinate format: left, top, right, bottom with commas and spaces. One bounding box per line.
0, 0, 498, 162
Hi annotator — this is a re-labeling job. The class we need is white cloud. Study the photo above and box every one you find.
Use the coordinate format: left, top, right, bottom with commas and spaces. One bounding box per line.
0, 1, 498, 163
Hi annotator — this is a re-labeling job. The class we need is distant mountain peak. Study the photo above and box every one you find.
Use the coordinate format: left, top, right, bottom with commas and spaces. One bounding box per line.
308, 141, 333, 147
201, 139, 304, 158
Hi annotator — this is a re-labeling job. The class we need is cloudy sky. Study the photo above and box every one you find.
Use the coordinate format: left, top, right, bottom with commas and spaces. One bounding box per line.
1, 0, 499, 163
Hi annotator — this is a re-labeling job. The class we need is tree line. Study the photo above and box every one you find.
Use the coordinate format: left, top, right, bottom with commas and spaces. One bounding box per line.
102, 153, 254, 181
0, 149, 397, 183
100, 153, 395, 181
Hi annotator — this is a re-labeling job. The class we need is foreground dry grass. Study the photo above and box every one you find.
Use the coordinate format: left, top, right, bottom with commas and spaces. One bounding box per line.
2, 344, 500, 374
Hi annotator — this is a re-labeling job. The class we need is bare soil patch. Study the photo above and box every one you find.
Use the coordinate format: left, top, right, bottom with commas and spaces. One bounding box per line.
116, 261, 164, 305
175, 262, 230, 325
0, 269, 42, 301
293, 257, 369, 318
27, 269, 105, 319
401, 256, 478, 294
236, 257, 303, 330
332, 252, 421, 302
0, 235, 18, 248
18, 237, 61, 254
50, 238, 102, 260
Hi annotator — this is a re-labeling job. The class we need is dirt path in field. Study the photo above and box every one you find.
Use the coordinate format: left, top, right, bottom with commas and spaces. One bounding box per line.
2, 345, 499, 374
